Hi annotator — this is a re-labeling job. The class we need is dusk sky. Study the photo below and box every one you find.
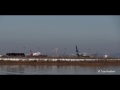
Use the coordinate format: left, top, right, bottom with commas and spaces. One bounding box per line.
0, 15, 120, 55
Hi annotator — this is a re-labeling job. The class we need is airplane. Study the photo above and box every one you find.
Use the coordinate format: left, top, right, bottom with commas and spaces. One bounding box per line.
30, 50, 41, 56
25, 50, 47, 57
75, 45, 90, 57
90, 52, 98, 57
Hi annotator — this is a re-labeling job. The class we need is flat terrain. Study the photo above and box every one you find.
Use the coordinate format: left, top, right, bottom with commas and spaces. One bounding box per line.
0, 60, 120, 66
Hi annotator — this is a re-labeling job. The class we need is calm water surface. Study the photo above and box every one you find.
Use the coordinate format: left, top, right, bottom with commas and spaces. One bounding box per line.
0, 65, 120, 75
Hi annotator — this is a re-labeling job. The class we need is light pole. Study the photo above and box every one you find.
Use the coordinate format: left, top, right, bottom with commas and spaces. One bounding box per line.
23, 47, 25, 53
38, 47, 39, 51
55, 48, 58, 57
89, 49, 90, 56
64, 48, 66, 56
52, 48, 54, 57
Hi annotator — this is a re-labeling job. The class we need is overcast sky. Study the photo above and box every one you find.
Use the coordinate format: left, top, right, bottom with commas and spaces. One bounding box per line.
0, 15, 120, 55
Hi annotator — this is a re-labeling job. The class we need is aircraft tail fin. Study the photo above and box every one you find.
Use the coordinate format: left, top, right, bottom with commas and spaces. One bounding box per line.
76, 45, 79, 56
76, 45, 79, 53
30, 50, 33, 56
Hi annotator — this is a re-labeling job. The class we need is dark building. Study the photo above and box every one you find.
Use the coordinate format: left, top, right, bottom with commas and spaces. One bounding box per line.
6, 53, 25, 57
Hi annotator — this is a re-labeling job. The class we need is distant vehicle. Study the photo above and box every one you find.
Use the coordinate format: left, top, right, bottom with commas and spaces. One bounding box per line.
0, 55, 3, 57
103, 53, 108, 58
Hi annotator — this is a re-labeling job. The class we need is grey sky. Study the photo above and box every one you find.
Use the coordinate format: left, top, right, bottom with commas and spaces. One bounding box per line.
0, 15, 120, 55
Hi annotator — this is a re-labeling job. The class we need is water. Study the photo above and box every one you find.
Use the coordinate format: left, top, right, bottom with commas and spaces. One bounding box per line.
0, 65, 120, 75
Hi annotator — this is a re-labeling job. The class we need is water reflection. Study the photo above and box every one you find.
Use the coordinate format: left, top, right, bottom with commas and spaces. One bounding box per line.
1, 65, 25, 74
0, 65, 120, 75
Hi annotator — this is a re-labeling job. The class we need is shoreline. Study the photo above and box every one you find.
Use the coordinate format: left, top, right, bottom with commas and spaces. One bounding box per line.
1, 60, 120, 66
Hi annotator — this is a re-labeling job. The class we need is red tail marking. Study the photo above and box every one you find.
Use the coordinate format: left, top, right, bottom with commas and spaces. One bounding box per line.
30, 50, 33, 56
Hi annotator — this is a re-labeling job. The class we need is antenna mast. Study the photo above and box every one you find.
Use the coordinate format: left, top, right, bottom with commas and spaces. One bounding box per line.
55, 48, 58, 57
